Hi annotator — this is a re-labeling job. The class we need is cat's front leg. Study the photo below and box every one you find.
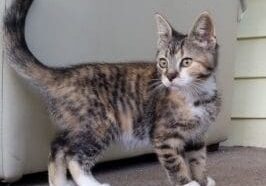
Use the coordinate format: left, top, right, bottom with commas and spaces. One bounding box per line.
185, 142, 215, 186
153, 137, 196, 186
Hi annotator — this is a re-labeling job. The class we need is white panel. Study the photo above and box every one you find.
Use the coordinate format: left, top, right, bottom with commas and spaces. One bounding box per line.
223, 119, 266, 148
235, 39, 266, 77
232, 79, 266, 118
26, 0, 239, 66
238, 0, 266, 38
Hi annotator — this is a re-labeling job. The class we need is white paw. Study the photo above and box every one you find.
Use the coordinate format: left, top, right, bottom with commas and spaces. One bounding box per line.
207, 177, 216, 186
87, 183, 110, 186
183, 181, 200, 186
65, 180, 77, 186
101, 183, 111, 186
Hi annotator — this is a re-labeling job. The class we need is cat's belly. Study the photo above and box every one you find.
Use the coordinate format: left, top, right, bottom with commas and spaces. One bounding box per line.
120, 132, 151, 149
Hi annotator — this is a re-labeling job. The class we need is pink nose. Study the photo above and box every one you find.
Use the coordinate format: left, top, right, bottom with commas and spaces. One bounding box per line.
167, 72, 178, 81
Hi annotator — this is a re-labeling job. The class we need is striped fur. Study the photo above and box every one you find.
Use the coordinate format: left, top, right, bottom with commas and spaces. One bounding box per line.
4, 1, 221, 186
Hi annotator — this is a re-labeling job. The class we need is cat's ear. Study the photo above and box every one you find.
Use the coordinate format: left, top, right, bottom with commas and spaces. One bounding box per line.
155, 13, 173, 48
188, 12, 216, 49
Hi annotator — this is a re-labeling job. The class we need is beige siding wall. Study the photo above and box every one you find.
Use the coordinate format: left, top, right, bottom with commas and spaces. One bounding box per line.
224, 0, 266, 147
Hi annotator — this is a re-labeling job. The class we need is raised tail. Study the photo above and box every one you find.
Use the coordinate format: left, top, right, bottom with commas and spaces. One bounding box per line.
3, 0, 56, 87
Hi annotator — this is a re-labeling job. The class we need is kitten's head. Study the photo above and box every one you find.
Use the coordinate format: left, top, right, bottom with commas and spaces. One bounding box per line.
155, 12, 218, 91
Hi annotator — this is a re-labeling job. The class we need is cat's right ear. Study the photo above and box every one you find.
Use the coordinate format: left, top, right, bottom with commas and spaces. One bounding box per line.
188, 12, 216, 49
155, 13, 173, 48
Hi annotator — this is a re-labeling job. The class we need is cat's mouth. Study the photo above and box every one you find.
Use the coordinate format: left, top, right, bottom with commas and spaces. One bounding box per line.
162, 80, 184, 91
162, 76, 192, 89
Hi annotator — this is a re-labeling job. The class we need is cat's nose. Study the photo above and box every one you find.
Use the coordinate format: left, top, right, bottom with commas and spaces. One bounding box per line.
167, 72, 178, 81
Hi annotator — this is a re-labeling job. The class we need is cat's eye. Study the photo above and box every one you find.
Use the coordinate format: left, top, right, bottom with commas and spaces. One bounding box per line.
159, 58, 168, 68
180, 57, 193, 67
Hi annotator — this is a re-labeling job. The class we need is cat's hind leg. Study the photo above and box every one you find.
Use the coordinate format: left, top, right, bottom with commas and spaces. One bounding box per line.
68, 159, 110, 186
66, 127, 118, 186
48, 151, 76, 186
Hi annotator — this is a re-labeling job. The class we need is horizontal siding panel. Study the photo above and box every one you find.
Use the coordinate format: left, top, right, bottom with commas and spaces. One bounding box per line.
232, 79, 266, 118
223, 119, 266, 148
235, 39, 266, 78
237, 0, 266, 38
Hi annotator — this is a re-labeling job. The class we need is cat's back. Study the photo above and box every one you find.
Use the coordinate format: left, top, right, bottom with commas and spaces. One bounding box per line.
45, 62, 158, 130
48, 62, 156, 96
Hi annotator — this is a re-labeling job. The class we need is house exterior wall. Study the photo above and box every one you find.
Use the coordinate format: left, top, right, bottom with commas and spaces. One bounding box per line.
224, 0, 266, 147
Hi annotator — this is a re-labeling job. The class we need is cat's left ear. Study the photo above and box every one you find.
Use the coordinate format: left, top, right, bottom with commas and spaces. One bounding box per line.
188, 12, 216, 49
155, 13, 173, 48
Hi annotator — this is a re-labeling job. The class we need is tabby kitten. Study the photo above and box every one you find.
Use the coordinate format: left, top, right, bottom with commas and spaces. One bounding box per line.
4, 0, 220, 186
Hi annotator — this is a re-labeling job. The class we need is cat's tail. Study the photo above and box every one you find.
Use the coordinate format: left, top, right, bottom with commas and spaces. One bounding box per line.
3, 0, 56, 87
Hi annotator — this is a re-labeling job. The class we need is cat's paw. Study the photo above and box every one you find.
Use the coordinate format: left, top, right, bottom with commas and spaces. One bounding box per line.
183, 181, 200, 186
101, 183, 111, 186
207, 177, 216, 186
65, 180, 77, 186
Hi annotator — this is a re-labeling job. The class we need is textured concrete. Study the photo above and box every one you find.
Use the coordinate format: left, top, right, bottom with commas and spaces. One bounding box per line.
9, 147, 266, 186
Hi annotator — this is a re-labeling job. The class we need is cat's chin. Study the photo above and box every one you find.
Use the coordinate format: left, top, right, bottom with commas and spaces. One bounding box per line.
169, 85, 184, 91
169, 86, 179, 91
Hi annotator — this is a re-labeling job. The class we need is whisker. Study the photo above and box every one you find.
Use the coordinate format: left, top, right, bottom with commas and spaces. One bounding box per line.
148, 81, 162, 89
149, 83, 164, 94
149, 78, 161, 81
